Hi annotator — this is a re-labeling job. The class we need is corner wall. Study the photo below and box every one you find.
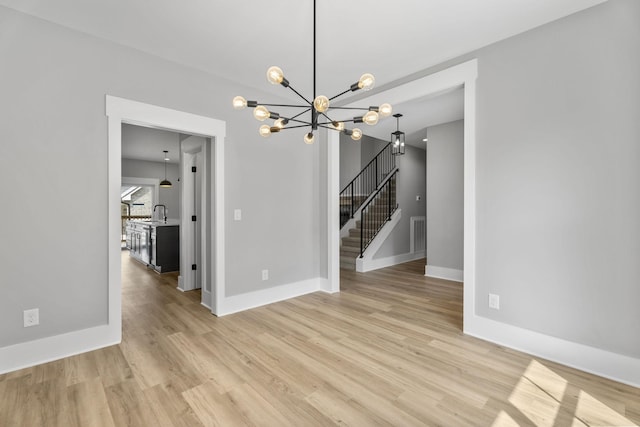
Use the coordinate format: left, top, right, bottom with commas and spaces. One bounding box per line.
425, 120, 464, 280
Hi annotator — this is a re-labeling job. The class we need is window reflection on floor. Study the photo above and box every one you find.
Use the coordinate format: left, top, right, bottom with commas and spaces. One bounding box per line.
492, 360, 637, 427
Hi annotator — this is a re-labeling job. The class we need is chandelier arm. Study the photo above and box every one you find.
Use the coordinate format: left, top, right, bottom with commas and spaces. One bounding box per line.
280, 116, 313, 126
258, 103, 310, 108
317, 124, 341, 131
289, 108, 312, 121
285, 85, 313, 105
328, 88, 353, 101
328, 106, 376, 111
274, 124, 313, 130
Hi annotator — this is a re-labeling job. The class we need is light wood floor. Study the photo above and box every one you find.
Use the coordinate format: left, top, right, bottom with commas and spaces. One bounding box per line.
1, 252, 639, 426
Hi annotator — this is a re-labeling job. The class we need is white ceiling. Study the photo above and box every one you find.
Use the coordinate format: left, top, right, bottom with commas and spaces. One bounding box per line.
2, 0, 606, 146
121, 124, 181, 164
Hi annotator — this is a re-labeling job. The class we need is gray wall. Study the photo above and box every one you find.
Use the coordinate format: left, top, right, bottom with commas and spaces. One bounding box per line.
360, 134, 387, 170
339, 133, 389, 190
121, 159, 181, 220
373, 145, 427, 259
460, 0, 638, 358
339, 133, 361, 190
426, 120, 464, 270
0, 6, 322, 347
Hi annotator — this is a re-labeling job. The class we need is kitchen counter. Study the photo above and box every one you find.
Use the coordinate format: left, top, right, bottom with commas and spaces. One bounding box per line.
125, 219, 180, 272
133, 219, 180, 227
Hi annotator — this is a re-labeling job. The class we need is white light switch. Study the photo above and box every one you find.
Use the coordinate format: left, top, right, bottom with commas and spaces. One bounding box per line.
234, 209, 242, 221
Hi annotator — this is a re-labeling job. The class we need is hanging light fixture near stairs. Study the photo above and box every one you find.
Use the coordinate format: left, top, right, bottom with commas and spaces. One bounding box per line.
160, 150, 172, 188
391, 113, 406, 156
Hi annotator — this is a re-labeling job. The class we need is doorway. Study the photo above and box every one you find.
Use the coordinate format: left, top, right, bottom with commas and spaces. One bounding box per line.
327, 59, 477, 333
107, 96, 226, 345
179, 135, 211, 307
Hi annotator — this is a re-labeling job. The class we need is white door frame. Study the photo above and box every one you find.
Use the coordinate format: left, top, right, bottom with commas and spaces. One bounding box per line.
327, 59, 477, 333
107, 96, 226, 339
179, 142, 208, 306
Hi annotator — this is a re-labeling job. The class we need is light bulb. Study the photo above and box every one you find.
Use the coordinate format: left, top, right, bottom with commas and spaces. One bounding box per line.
232, 96, 247, 110
351, 128, 362, 141
266, 66, 284, 85
304, 132, 315, 144
274, 118, 287, 129
253, 105, 270, 121
313, 95, 330, 113
394, 138, 400, 147
259, 125, 272, 138
378, 103, 392, 117
332, 121, 345, 131
363, 110, 379, 125
358, 73, 375, 91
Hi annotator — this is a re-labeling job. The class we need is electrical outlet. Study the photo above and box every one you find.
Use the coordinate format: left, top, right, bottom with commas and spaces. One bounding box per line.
262, 269, 269, 281
24, 308, 39, 327
234, 209, 242, 221
488, 294, 500, 310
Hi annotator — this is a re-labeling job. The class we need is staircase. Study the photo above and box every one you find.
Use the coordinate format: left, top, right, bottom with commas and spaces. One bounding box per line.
340, 171, 398, 270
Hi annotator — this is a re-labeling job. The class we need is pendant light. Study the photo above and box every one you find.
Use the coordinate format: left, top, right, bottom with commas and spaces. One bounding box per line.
391, 114, 406, 156
160, 150, 172, 188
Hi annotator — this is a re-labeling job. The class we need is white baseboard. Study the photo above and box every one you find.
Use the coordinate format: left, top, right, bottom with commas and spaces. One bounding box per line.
425, 264, 463, 282
358, 250, 425, 273
0, 324, 120, 375
465, 314, 640, 388
218, 278, 323, 316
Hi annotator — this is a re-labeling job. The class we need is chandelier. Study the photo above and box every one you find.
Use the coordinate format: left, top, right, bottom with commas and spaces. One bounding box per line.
232, 0, 392, 144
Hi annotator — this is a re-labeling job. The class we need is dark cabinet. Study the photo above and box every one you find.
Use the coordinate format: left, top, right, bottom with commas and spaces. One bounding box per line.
150, 225, 179, 273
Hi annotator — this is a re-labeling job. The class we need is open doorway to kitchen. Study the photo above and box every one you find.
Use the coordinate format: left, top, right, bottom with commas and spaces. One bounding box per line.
107, 96, 226, 344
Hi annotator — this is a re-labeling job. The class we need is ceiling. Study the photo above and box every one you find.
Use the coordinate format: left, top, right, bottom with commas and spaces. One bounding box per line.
121, 124, 181, 164
2, 0, 606, 146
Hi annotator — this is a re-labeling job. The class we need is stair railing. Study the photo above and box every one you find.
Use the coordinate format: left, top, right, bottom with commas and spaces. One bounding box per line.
360, 169, 399, 257
340, 141, 395, 228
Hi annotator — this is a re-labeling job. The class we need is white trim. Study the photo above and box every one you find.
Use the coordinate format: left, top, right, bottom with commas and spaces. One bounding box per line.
0, 325, 119, 375
327, 131, 340, 293
465, 316, 640, 389
355, 209, 402, 272
218, 279, 324, 316
360, 250, 426, 273
106, 96, 226, 319
425, 265, 464, 282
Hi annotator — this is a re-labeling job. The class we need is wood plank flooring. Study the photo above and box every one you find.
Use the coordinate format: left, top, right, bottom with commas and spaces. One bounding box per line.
1, 252, 639, 426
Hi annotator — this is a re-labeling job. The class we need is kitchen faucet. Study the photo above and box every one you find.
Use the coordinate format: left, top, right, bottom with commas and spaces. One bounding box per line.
153, 204, 167, 223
